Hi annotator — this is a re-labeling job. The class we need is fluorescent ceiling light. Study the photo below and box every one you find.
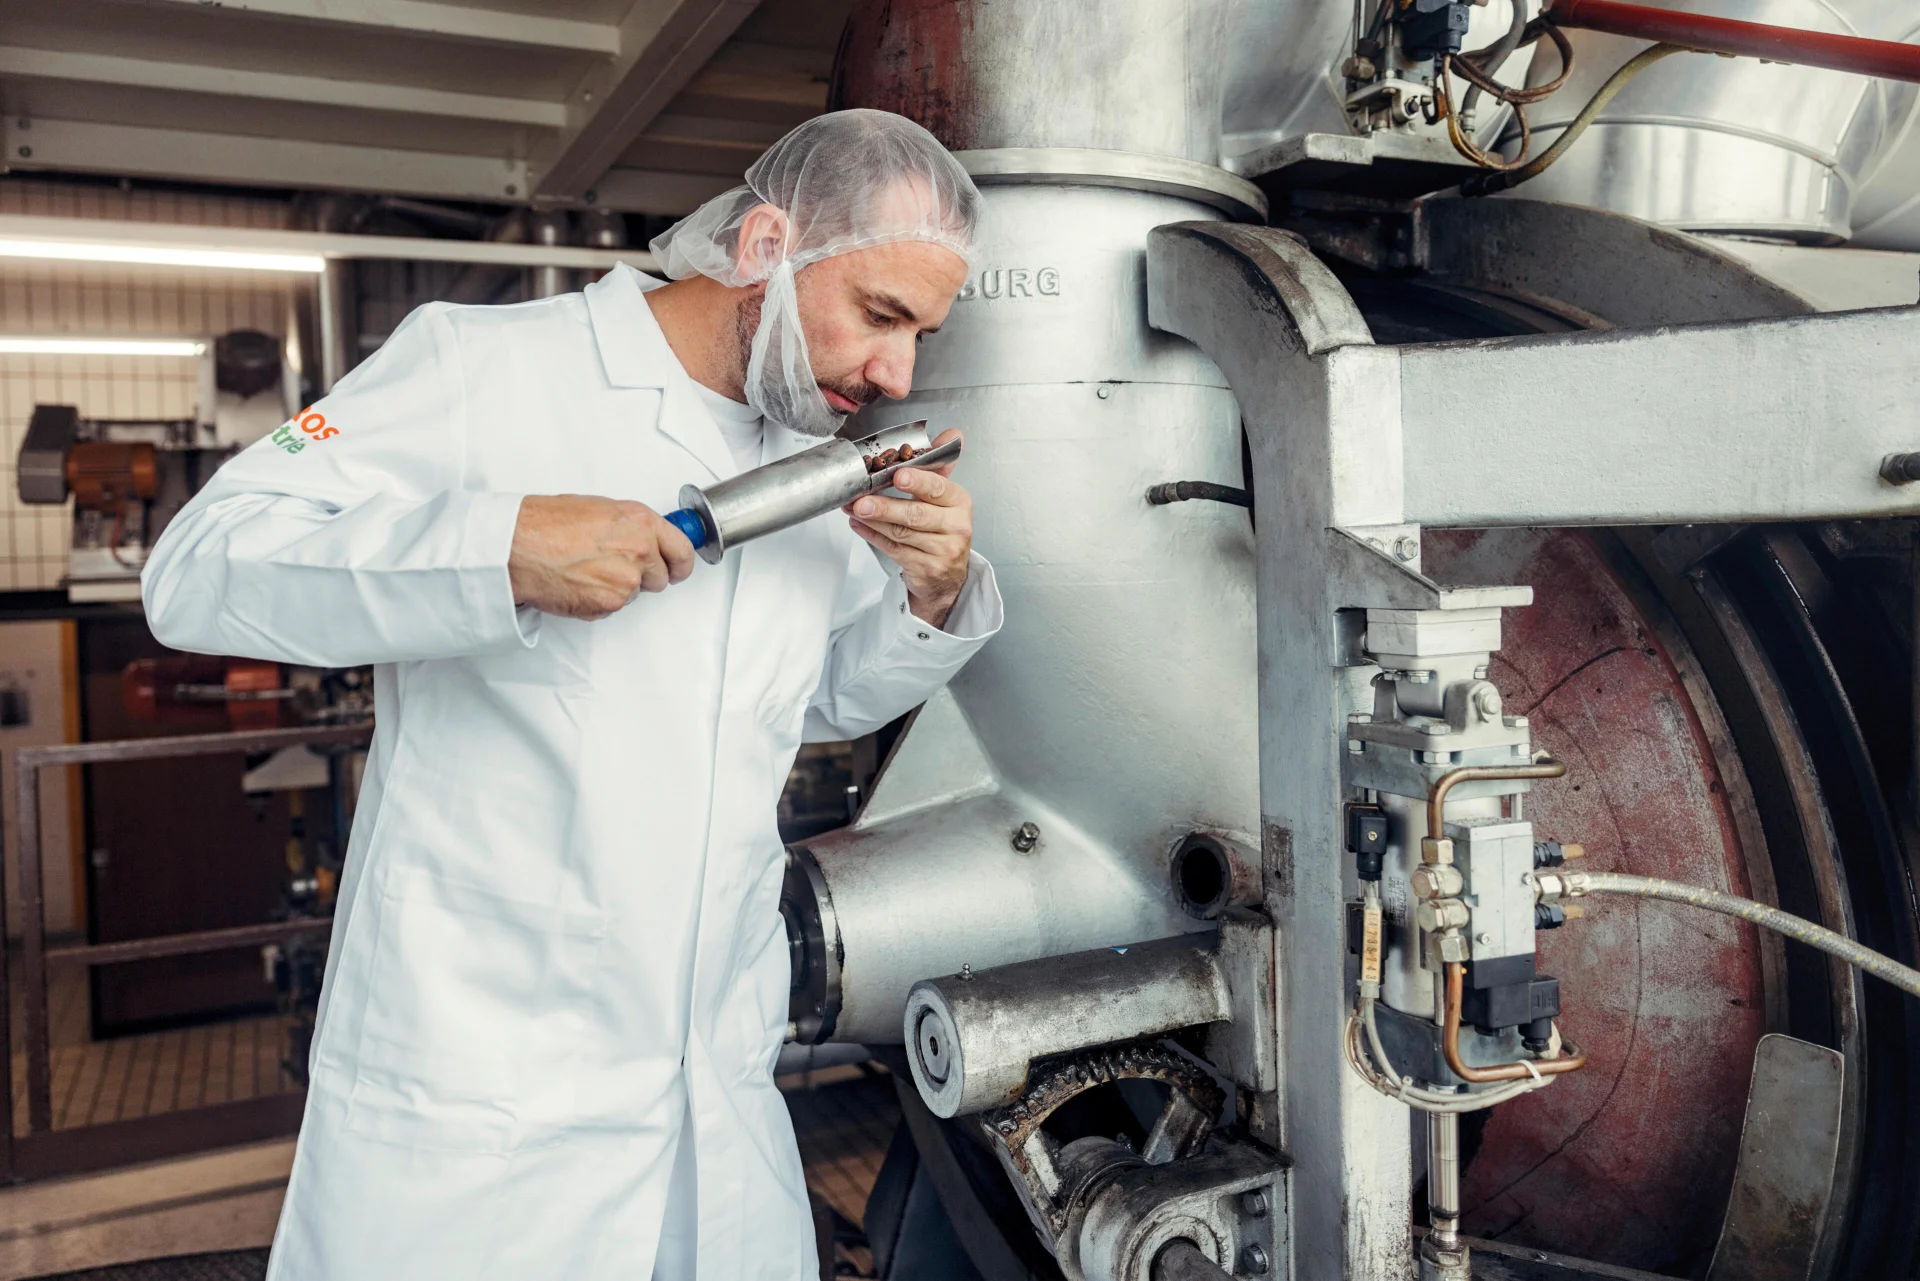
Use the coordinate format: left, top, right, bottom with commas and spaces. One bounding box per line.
0, 239, 325, 274
0, 337, 205, 356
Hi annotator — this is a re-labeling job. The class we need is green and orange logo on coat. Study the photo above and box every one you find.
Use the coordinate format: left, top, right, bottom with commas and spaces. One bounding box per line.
272, 408, 338, 455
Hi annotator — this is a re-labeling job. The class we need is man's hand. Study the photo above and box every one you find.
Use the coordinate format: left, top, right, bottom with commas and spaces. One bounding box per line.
845, 430, 972, 628
509, 495, 696, 620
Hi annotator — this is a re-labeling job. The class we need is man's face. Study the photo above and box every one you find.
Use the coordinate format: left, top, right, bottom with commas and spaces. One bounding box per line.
788, 241, 969, 414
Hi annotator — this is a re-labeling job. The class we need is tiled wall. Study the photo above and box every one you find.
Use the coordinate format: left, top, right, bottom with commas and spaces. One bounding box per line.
0, 179, 293, 590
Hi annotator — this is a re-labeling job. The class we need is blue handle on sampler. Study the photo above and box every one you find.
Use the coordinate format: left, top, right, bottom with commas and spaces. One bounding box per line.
665, 508, 708, 550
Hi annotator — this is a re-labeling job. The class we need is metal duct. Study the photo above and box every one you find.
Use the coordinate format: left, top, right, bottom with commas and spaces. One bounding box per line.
1509, 0, 1920, 243
802, 0, 1264, 1046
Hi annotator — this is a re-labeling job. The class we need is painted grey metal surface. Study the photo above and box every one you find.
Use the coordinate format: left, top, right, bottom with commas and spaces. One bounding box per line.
1148, 219, 1416, 1281
1392, 303, 1920, 526
1706, 1034, 1847, 1281
1508, 1, 1920, 242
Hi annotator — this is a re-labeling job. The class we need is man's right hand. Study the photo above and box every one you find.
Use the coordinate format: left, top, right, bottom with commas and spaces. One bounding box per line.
508, 495, 696, 620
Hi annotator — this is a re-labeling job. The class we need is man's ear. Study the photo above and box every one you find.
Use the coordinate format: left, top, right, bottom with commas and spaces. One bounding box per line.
735, 203, 792, 280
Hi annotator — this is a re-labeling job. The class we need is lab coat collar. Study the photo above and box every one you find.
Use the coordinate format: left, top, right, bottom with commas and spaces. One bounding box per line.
585, 263, 823, 482
585, 263, 739, 481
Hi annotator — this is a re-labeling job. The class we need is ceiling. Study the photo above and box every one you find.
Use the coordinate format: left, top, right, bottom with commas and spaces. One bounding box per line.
0, 0, 853, 215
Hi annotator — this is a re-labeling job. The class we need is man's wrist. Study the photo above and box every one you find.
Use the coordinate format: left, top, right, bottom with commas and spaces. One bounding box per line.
908, 589, 956, 630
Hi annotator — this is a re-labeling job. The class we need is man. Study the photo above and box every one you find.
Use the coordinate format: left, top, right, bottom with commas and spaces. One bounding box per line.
142, 110, 999, 1280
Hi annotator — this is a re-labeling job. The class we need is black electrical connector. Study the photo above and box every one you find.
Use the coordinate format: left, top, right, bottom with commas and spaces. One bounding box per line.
1533, 840, 1584, 868
1398, 0, 1472, 60
1347, 802, 1389, 881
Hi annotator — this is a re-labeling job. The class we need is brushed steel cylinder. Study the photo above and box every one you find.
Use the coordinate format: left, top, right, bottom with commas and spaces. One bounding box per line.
1508, 0, 1920, 242
678, 420, 936, 564
806, 183, 1260, 1046
904, 933, 1229, 1118
833, 0, 1231, 162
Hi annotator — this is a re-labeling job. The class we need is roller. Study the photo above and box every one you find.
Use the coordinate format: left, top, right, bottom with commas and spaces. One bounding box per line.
664, 419, 958, 564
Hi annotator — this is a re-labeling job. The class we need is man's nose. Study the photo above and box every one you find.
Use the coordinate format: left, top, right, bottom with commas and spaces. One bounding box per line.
868, 337, 916, 400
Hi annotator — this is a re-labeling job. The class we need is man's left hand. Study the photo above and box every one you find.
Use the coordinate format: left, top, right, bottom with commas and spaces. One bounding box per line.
846, 429, 972, 629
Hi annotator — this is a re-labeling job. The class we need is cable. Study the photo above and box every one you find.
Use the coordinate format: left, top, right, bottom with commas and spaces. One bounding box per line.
1575, 872, 1920, 1000
1462, 41, 1683, 194
1462, 0, 1532, 116
1347, 996, 1560, 1113
1145, 481, 1253, 509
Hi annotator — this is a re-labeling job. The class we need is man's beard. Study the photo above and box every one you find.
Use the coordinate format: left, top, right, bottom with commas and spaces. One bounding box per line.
734, 290, 881, 436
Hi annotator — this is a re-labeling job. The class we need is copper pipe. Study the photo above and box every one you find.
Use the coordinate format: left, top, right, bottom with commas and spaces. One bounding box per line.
1425, 759, 1568, 847
1549, 0, 1920, 86
1443, 961, 1589, 1083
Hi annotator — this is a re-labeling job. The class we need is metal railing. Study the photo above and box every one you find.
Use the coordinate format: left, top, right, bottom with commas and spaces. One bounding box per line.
0, 723, 371, 1181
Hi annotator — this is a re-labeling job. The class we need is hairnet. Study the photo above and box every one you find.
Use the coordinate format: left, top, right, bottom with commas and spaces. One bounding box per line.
649, 108, 982, 436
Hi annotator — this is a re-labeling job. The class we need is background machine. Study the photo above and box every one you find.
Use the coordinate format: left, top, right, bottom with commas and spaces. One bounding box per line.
771, 2, 1920, 1279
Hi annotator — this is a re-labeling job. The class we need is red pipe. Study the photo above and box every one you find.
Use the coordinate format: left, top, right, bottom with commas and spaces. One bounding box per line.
1548, 0, 1920, 85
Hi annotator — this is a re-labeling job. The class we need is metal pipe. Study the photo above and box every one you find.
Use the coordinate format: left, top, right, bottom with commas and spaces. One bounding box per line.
1151, 1239, 1236, 1281
1548, 0, 1920, 84
1442, 961, 1589, 1083
1427, 1111, 1462, 1250
902, 932, 1229, 1117
44, 918, 333, 968
1425, 760, 1567, 847
669, 421, 955, 565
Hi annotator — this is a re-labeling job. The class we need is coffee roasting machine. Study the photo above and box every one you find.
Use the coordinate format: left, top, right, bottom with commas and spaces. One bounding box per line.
771, 2, 1920, 1279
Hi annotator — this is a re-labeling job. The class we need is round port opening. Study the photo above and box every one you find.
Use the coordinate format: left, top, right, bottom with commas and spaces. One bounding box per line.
1173, 835, 1232, 920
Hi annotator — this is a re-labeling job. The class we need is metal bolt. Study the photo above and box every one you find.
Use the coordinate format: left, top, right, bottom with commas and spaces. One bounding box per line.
959, 963, 973, 981
1096, 385, 1111, 399
504, 184, 517, 196
1881, 452, 1920, 485
1476, 931, 1493, 946
1242, 1243, 1271, 1274
1010, 821, 1041, 853
1241, 1188, 1269, 1217
583, 189, 598, 204
1472, 686, 1503, 720
1392, 535, 1419, 563
16, 146, 29, 159
1422, 723, 1450, 737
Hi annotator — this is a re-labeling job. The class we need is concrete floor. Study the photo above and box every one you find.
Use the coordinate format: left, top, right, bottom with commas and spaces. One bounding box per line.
0, 1064, 900, 1281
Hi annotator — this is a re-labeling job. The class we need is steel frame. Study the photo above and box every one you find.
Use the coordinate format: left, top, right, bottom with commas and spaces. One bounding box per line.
0, 723, 370, 1183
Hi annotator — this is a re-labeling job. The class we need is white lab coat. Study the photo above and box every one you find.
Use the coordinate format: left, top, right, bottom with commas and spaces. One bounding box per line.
141, 264, 1003, 1281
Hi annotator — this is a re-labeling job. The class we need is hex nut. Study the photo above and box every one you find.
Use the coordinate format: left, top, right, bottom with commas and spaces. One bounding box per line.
1010, 821, 1041, 853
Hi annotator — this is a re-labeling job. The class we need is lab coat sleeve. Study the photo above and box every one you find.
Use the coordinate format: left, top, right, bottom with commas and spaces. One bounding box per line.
142, 303, 534, 666
801, 541, 1003, 742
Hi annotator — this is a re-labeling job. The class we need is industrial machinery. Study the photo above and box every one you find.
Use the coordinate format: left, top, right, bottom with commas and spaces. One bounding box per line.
18, 328, 298, 601
772, 1, 1920, 1278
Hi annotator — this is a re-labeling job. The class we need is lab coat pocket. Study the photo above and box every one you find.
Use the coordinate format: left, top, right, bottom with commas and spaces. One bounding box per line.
345, 868, 608, 1153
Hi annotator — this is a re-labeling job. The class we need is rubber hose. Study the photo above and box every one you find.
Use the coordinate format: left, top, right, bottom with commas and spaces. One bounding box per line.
1581, 872, 1920, 999
1464, 41, 1683, 195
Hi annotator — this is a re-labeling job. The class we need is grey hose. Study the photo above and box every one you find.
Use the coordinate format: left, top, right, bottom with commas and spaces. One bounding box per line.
1462, 0, 1531, 116
1582, 872, 1920, 1000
